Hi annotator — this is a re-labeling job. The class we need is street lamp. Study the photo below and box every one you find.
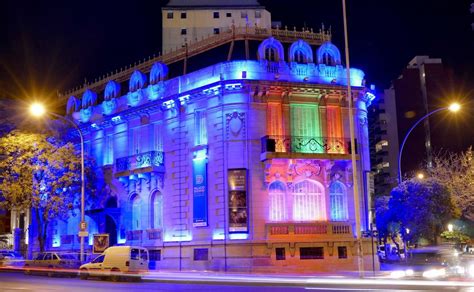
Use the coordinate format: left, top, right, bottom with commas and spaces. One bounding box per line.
416, 172, 425, 180
398, 103, 461, 182
29, 102, 87, 263
448, 224, 454, 232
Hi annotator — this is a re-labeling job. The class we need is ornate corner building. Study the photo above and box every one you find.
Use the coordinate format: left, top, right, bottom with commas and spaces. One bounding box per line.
28, 0, 377, 272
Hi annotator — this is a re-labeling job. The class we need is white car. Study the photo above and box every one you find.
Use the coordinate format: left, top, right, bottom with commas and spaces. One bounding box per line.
0, 251, 24, 267
79, 246, 149, 281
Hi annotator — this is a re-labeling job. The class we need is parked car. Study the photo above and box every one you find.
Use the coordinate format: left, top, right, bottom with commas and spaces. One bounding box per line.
79, 246, 149, 281
24, 252, 81, 276
0, 250, 24, 267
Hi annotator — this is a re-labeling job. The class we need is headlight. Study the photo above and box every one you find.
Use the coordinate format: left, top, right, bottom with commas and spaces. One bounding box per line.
390, 270, 407, 279
422, 268, 446, 279
405, 269, 414, 276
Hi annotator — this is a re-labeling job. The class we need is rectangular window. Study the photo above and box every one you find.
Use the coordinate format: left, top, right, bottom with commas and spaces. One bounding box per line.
181, 28, 187, 35
213, 12, 219, 18
131, 248, 140, 260
181, 12, 187, 19
149, 249, 161, 261
300, 247, 324, 260
276, 248, 286, 260
290, 104, 322, 153
167, 12, 173, 19
241, 11, 247, 18
213, 28, 220, 34
193, 248, 209, 261
326, 105, 344, 154
226, 12, 232, 17
255, 10, 262, 18
105, 134, 114, 165
338, 246, 348, 259
194, 110, 208, 146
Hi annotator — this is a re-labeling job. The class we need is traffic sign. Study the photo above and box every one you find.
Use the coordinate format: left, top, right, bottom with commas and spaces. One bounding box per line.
78, 231, 89, 237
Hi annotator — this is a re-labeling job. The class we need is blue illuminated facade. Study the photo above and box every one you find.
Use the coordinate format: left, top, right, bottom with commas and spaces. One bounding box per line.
35, 34, 377, 272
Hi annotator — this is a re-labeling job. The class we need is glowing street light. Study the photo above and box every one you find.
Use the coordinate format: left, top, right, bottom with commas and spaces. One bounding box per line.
29, 103, 86, 263
448, 224, 454, 232
398, 103, 461, 182
416, 172, 425, 180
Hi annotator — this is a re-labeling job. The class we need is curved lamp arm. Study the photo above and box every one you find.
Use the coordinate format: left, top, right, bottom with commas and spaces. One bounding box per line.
397, 107, 447, 183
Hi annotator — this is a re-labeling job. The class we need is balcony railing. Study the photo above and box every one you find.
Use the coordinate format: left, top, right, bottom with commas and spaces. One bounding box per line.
116, 151, 165, 173
265, 222, 353, 239
261, 135, 356, 155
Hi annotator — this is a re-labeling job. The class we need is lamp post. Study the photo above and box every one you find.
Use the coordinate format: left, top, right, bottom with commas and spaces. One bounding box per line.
398, 103, 460, 183
30, 103, 86, 263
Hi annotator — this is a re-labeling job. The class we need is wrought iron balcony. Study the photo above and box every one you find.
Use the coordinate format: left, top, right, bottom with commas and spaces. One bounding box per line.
116, 151, 165, 173
261, 135, 356, 155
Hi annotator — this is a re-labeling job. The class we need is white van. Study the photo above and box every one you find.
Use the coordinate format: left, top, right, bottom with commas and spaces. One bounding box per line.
79, 246, 148, 281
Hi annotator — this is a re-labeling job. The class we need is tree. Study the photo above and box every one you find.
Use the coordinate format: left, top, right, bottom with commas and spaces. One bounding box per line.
431, 148, 474, 221
388, 178, 458, 245
0, 130, 96, 251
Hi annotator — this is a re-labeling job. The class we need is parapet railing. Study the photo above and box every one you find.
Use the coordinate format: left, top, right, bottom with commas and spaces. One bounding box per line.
261, 135, 354, 155
60, 25, 331, 101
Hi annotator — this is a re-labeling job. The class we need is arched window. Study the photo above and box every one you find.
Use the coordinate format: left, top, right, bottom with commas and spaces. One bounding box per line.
316, 42, 342, 66
265, 47, 276, 62
329, 181, 348, 221
269, 181, 287, 221
294, 50, 305, 64
292, 180, 326, 221
131, 193, 142, 230
322, 53, 335, 66
150, 191, 163, 229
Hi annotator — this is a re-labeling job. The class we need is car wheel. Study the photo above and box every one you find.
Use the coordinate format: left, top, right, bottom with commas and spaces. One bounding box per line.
79, 268, 88, 280
110, 268, 121, 282
24, 264, 31, 275
47, 265, 54, 277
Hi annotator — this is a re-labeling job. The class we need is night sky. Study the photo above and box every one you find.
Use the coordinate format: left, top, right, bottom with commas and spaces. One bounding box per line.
1, 0, 473, 101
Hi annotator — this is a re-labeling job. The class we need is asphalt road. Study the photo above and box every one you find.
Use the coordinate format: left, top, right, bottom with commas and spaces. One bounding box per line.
0, 270, 473, 292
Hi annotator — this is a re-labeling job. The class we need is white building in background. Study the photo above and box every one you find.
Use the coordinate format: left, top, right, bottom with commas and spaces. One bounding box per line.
162, 0, 271, 52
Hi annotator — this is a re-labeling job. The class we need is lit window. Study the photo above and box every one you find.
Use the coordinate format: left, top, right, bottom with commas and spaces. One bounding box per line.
181, 28, 187, 35
269, 181, 287, 221
255, 10, 262, 18
382, 162, 390, 168
181, 12, 187, 19
213, 12, 219, 18
329, 181, 348, 221
375, 140, 388, 152
167, 12, 173, 19
213, 28, 220, 34
131, 194, 142, 230
292, 180, 326, 221
150, 191, 163, 229
241, 11, 247, 18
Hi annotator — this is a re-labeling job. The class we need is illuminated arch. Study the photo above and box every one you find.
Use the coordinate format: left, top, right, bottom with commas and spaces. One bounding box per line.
257, 37, 284, 62
316, 42, 342, 66
66, 96, 80, 114
104, 80, 121, 100
81, 89, 97, 109
268, 180, 287, 222
289, 40, 313, 63
329, 180, 348, 221
129, 70, 147, 92
292, 179, 326, 221
150, 62, 169, 84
